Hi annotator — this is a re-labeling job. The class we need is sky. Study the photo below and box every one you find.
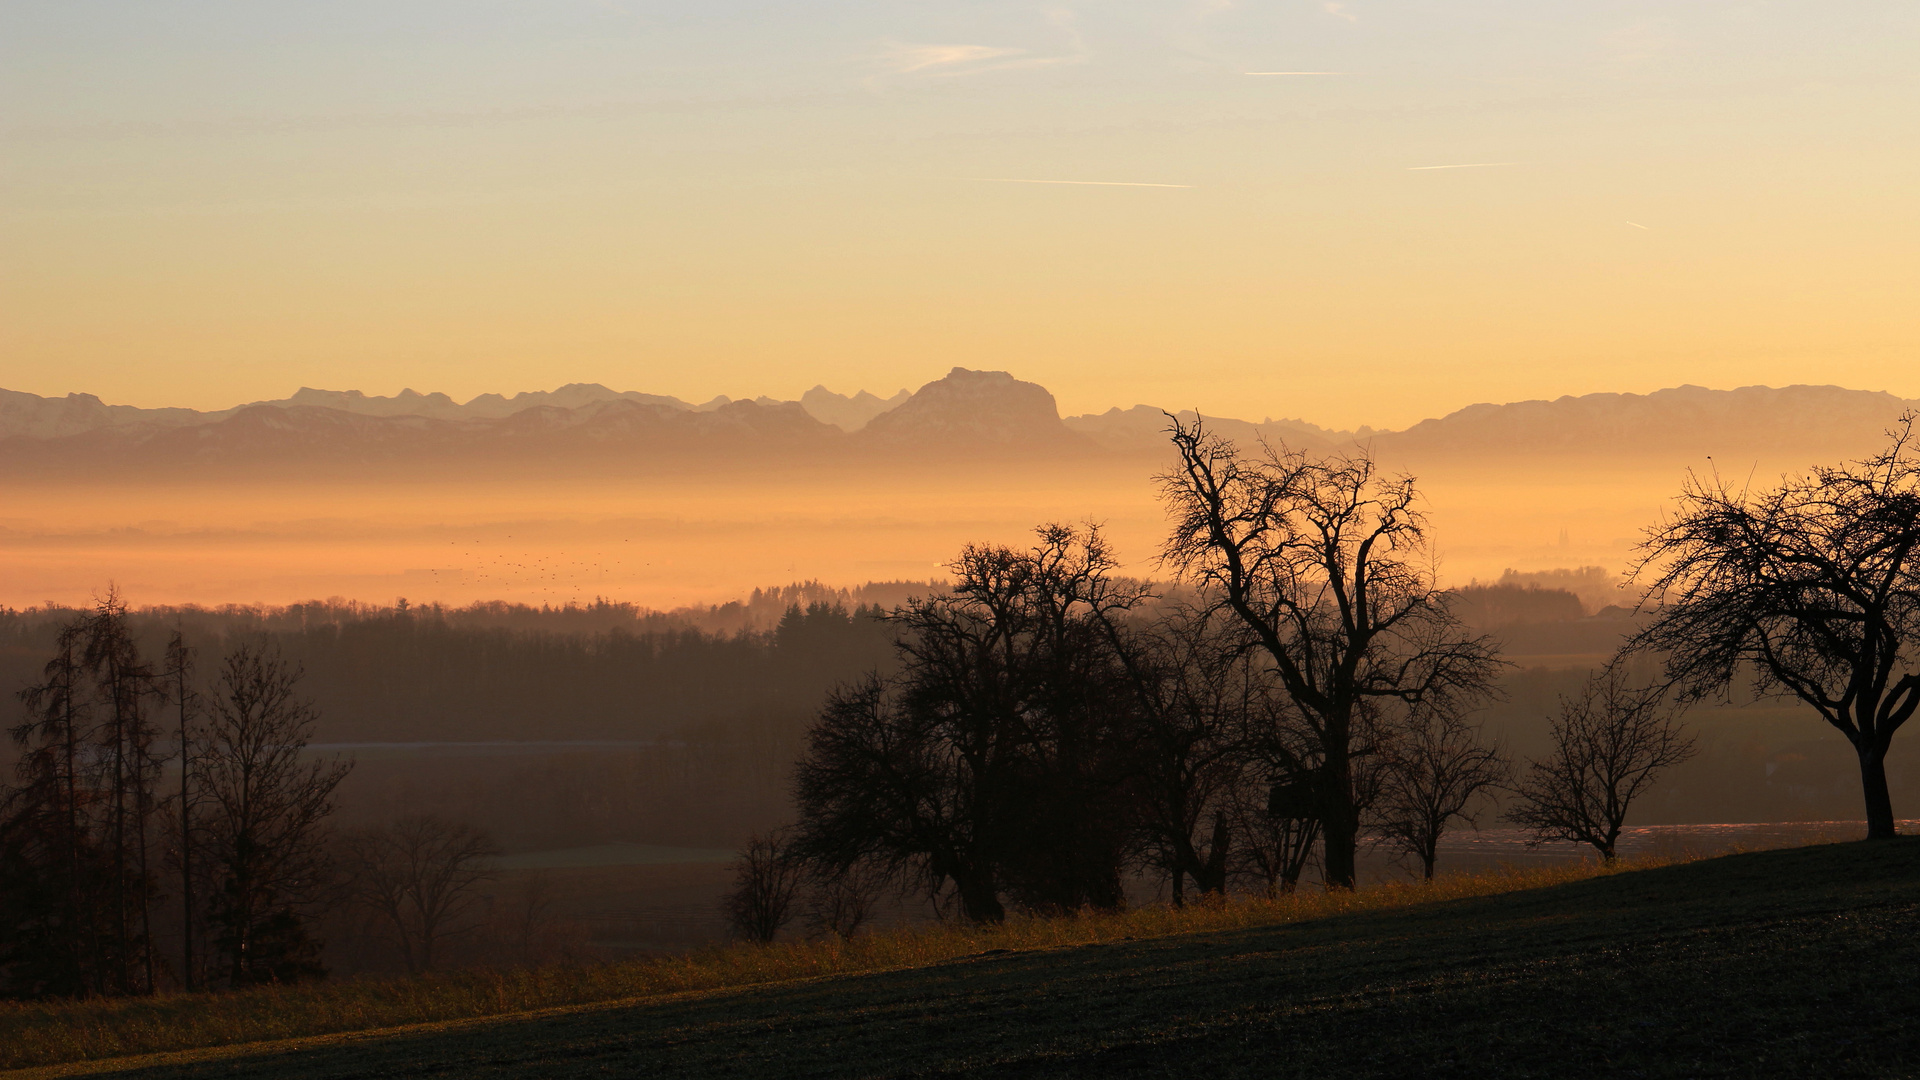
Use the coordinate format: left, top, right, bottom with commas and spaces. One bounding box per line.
3, 1, 1918, 431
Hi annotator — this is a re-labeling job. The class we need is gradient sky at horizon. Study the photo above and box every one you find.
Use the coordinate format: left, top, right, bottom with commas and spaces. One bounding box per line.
4, 1, 1917, 430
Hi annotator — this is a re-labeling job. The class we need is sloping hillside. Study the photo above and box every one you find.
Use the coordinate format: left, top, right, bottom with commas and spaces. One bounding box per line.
24, 841, 1920, 1079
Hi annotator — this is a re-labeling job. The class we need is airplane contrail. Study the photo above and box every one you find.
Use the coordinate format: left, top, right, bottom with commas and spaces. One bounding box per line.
972, 178, 1195, 188
1407, 162, 1516, 170
1244, 71, 1347, 75
1626, 220, 1650, 230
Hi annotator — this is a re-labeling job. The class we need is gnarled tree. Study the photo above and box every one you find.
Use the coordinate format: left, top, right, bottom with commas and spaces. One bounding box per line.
1632, 417, 1920, 839
1160, 419, 1502, 888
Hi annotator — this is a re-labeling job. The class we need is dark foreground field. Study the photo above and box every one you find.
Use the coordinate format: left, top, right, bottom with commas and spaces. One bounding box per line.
18, 840, 1920, 1079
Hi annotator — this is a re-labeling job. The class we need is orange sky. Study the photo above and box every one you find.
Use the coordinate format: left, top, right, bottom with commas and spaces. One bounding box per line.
4, 2, 1917, 431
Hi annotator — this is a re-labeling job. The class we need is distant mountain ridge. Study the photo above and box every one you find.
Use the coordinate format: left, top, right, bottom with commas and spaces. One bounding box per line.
0, 381, 912, 440
3, 374, 1915, 475
1379, 384, 1920, 461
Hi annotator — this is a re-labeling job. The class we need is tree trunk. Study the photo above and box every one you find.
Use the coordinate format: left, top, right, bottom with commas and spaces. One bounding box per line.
1321, 759, 1358, 890
955, 870, 1005, 923
1859, 742, 1898, 839
1197, 812, 1231, 895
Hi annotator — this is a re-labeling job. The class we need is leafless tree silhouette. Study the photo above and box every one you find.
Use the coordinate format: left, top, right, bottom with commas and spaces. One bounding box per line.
1505, 665, 1695, 861
803, 859, 889, 940
794, 525, 1146, 922
1631, 416, 1920, 838
724, 830, 804, 944
339, 815, 498, 972
1112, 607, 1257, 905
1159, 418, 1503, 888
196, 642, 350, 986
1372, 705, 1508, 879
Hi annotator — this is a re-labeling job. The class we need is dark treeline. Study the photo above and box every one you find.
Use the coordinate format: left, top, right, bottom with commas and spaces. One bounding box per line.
0, 599, 901, 745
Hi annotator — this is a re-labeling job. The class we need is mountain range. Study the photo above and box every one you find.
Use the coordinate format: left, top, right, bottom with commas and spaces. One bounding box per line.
2, 368, 1915, 475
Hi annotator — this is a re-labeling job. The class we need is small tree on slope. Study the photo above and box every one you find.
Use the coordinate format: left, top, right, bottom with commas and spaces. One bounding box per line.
1505, 664, 1695, 861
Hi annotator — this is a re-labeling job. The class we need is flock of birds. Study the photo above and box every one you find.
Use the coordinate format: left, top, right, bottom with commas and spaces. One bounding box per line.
412, 537, 647, 602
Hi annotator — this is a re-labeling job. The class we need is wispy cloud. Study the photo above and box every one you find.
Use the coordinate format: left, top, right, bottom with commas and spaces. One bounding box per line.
874, 38, 1086, 82
883, 44, 1026, 74
1407, 162, 1516, 170
1245, 71, 1348, 75
972, 178, 1194, 188
1321, 2, 1357, 23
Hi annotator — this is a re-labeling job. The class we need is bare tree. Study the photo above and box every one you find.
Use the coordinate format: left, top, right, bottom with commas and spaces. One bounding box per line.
724, 830, 804, 944
1505, 665, 1696, 861
494, 871, 563, 968
1160, 419, 1504, 888
793, 525, 1146, 923
197, 642, 351, 987
339, 815, 499, 973
803, 860, 889, 940
1111, 607, 1251, 906
1632, 417, 1920, 839
1372, 705, 1509, 880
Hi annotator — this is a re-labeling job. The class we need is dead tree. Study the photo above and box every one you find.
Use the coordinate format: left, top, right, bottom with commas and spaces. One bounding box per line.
1160, 418, 1504, 888
1632, 416, 1920, 838
1372, 705, 1509, 880
339, 815, 498, 973
1505, 665, 1695, 860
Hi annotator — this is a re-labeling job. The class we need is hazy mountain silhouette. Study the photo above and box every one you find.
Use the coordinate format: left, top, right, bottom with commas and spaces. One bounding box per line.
0, 388, 214, 440
3, 376, 1916, 476
857, 368, 1088, 451
801, 386, 912, 432
1369, 384, 1917, 463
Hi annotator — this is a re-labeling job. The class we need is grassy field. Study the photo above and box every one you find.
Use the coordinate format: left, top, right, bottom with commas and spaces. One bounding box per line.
7, 841, 1920, 1078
